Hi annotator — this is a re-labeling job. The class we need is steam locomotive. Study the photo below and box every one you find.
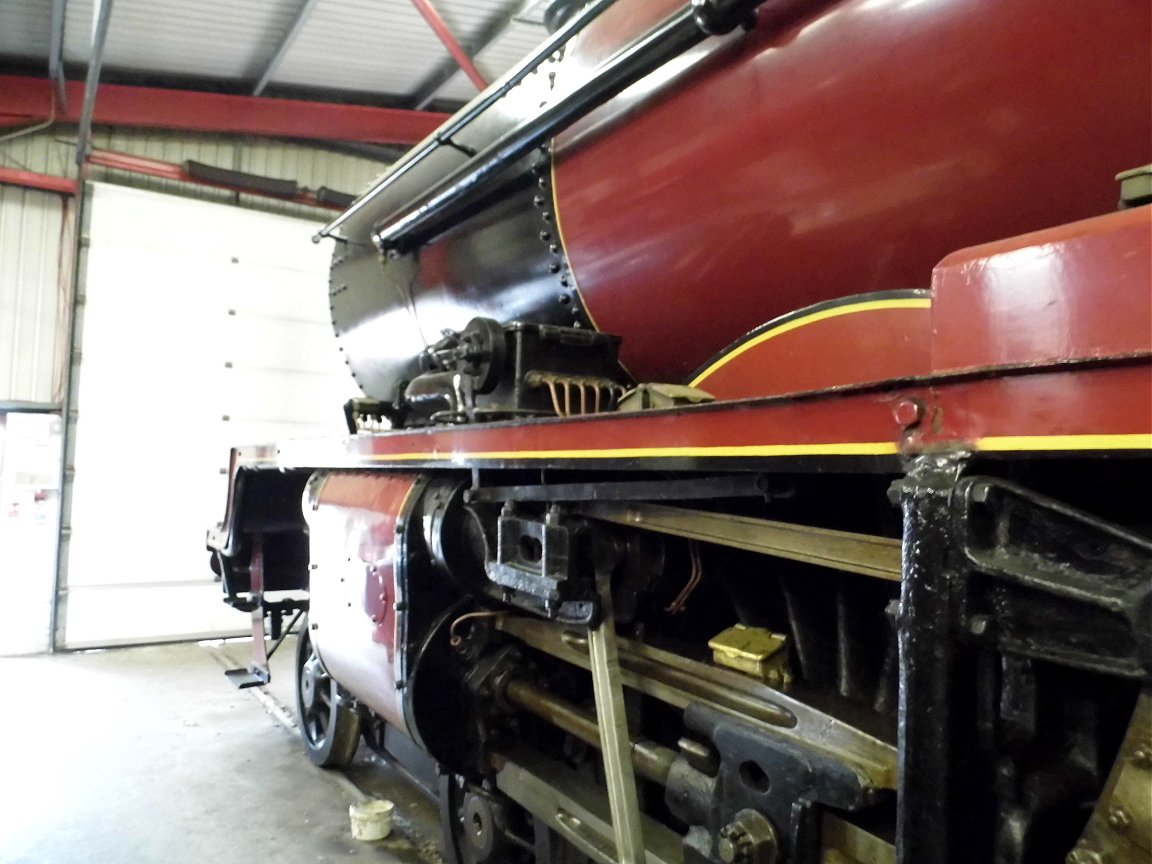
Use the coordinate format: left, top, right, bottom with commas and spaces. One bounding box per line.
207, 0, 1152, 861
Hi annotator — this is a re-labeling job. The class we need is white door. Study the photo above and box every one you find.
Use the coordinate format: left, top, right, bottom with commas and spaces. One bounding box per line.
62, 183, 359, 647
0, 412, 61, 655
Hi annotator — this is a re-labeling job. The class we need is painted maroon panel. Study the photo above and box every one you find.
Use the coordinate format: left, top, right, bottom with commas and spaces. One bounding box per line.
917, 365, 1152, 451
553, 0, 1151, 383
268, 390, 912, 467
304, 472, 420, 731
931, 208, 1152, 373
690, 297, 931, 401
240, 364, 1150, 472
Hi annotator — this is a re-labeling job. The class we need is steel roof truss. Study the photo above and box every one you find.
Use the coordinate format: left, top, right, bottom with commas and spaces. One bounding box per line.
252, 0, 324, 96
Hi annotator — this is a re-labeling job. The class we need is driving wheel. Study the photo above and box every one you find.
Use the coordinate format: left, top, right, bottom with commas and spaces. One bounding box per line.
294, 616, 361, 767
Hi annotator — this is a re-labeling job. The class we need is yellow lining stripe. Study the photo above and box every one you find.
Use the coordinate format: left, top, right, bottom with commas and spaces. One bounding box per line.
690, 298, 932, 387
252, 432, 1152, 467
975, 434, 1152, 452
366, 442, 900, 459
259, 442, 902, 465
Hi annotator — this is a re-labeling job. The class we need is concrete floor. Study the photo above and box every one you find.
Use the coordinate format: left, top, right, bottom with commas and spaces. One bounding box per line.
0, 638, 444, 864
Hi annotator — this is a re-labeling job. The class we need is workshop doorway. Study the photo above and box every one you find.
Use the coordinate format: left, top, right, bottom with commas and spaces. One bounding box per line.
0, 411, 61, 655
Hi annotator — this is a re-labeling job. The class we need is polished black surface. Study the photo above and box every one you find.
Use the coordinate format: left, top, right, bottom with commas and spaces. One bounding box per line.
330, 174, 595, 404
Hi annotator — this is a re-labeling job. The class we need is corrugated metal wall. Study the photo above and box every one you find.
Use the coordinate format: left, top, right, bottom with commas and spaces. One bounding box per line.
0, 124, 389, 219
0, 123, 389, 403
0, 184, 67, 405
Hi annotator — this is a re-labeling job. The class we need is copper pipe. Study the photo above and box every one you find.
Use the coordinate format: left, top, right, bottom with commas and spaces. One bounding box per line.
545, 379, 564, 416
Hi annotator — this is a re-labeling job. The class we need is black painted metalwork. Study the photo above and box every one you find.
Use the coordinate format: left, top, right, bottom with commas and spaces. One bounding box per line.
368, 0, 768, 252
466, 473, 773, 503
317, 0, 619, 242
894, 461, 1152, 863
486, 506, 600, 624
666, 702, 876, 864
894, 454, 974, 864
953, 476, 1152, 680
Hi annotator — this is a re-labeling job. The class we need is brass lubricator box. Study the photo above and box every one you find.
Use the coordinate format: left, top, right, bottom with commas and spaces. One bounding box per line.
708, 624, 793, 689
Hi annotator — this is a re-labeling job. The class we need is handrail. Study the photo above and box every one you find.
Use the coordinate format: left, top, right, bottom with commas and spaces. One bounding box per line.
315, 0, 619, 241
368, 0, 768, 252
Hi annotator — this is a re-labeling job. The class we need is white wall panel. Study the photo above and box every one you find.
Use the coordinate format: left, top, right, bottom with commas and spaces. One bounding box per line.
0, 185, 68, 405
63, 183, 360, 646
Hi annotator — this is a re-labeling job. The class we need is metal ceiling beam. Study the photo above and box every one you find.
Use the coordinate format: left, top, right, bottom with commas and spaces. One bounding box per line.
84, 148, 347, 210
0, 167, 78, 195
252, 0, 322, 96
407, 0, 489, 92
410, 0, 522, 109
76, 0, 115, 165
48, 0, 68, 109
0, 76, 449, 145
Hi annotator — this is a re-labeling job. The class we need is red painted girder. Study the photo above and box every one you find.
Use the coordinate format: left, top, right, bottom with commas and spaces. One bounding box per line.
0, 76, 449, 145
408, 0, 489, 92
0, 166, 77, 195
